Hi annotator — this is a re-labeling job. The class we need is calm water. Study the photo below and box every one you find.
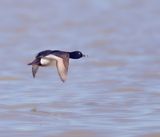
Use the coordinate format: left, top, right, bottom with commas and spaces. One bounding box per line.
0, 0, 160, 137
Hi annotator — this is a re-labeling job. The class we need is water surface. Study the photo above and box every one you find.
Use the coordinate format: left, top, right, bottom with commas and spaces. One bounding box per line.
0, 0, 160, 137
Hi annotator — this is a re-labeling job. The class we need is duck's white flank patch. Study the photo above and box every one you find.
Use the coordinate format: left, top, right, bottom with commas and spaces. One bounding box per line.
40, 54, 57, 66
40, 58, 51, 65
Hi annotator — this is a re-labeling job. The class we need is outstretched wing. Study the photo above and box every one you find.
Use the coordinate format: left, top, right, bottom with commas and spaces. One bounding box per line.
45, 54, 69, 82
32, 65, 39, 78
56, 54, 69, 82
28, 58, 40, 78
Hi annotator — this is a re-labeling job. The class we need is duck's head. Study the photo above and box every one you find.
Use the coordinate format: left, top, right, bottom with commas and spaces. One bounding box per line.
69, 51, 85, 59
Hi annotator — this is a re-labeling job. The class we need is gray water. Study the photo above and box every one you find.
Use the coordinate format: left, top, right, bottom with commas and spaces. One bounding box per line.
0, 0, 160, 137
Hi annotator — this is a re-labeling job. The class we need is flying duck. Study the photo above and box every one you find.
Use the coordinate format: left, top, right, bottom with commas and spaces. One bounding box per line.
28, 50, 85, 82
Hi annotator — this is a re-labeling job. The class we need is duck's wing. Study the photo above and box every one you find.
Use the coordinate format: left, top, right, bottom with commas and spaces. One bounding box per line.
45, 54, 69, 82
56, 54, 69, 82
28, 58, 40, 78
32, 65, 39, 78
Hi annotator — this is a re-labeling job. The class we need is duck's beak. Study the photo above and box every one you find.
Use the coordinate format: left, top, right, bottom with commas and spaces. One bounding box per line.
82, 54, 88, 57
28, 58, 40, 78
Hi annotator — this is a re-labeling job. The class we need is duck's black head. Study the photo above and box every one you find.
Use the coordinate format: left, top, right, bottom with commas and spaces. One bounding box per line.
69, 51, 85, 59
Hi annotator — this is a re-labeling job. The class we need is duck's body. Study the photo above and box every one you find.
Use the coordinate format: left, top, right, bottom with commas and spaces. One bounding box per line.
28, 50, 85, 82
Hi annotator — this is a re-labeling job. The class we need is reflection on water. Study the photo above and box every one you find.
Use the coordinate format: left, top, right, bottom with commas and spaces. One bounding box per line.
0, 0, 160, 137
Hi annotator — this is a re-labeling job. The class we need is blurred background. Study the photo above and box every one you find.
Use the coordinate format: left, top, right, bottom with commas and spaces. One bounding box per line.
0, 0, 160, 137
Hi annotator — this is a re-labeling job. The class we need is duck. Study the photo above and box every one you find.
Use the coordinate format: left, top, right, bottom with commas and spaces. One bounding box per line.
28, 50, 85, 82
